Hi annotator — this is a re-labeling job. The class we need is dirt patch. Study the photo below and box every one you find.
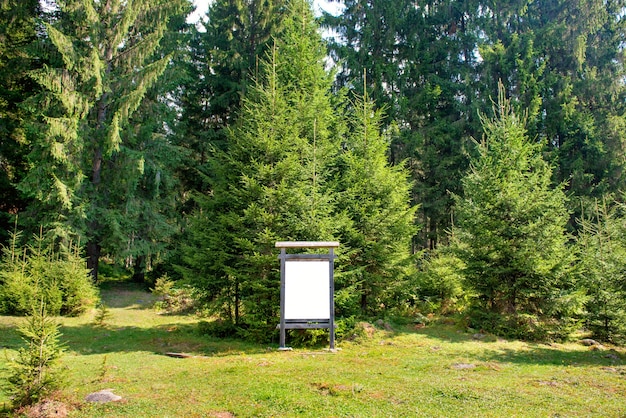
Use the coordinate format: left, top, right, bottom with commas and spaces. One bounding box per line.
311, 382, 354, 396
356, 322, 376, 338
537, 380, 560, 387
343, 322, 377, 342
451, 363, 476, 370
20, 400, 71, 418
208, 412, 236, 418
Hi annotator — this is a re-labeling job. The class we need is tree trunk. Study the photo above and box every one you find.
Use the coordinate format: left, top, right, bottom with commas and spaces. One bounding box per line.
86, 240, 101, 282
86, 42, 110, 283
360, 281, 368, 314
234, 278, 240, 325
132, 255, 146, 283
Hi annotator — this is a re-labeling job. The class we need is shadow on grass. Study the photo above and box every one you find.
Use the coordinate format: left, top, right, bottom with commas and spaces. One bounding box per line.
401, 324, 625, 368
0, 320, 265, 357
406, 323, 474, 344
98, 281, 157, 310
59, 322, 268, 357
0, 323, 23, 350
474, 344, 625, 367
1, 283, 269, 357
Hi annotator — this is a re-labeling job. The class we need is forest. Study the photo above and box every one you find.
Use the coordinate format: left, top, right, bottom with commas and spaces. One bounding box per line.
2, 0, 626, 346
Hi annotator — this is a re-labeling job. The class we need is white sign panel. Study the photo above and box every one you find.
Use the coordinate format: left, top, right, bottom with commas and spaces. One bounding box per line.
284, 260, 330, 320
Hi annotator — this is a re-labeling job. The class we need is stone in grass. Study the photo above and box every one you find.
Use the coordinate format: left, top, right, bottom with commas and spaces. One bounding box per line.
375, 319, 393, 331
85, 389, 122, 403
452, 363, 476, 370
580, 338, 601, 347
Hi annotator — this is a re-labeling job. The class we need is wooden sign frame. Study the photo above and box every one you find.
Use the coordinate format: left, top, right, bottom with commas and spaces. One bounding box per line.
276, 241, 339, 351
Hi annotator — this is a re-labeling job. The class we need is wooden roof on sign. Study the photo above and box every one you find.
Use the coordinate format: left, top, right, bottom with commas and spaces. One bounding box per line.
275, 241, 340, 248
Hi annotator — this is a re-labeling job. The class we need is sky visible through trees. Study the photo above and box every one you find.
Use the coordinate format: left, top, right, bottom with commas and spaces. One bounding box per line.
188, 0, 343, 23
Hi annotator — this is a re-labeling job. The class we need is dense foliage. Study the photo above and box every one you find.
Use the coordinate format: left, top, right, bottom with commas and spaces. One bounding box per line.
179, 1, 415, 338
18, 0, 191, 281
0, 0, 40, 243
1, 0, 626, 342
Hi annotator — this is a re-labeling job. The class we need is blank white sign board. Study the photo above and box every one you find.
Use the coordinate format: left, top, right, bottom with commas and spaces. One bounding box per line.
284, 260, 330, 320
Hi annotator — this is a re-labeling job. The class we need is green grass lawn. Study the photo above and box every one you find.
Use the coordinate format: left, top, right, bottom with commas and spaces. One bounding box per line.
2, 283, 626, 417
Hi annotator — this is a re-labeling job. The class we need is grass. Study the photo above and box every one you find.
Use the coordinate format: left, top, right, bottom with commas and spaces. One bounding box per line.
1, 283, 626, 417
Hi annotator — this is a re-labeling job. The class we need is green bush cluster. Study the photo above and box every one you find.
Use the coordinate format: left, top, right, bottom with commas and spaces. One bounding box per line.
0, 233, 99, 316
151, 275, 196, 314
414, 250, 468, 314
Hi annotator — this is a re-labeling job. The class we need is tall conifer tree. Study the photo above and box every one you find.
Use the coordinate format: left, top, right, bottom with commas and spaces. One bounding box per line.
176, 0, 288, 203
0, 0, 41, 244
324, 0, 478, 249
20, 0, 190, 280
454, 88, 575, 339
181, 0, 341, 332
336, 92, 416, 315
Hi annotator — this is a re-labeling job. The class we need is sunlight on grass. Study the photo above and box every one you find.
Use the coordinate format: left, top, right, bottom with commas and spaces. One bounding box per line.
2, 285, 626, 417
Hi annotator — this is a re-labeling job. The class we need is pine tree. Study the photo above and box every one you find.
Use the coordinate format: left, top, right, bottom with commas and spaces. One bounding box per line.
454, 87, 576, 340
336, 92, 416, 316
324, 0, 478, 249
0, 0, 41, 245
577, 198, 626, 343
19, 0, 191, 280
175, 0, 288, 205
181, 0, 341, 335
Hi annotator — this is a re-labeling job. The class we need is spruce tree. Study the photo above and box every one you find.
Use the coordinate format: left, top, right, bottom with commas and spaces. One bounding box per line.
324, 0, 477, 249
454, 87, 575, 340
181, 0, 341, 335
0, 0, 41, 245
577, 198, 626, 343
5, 301, 65, 408
116, 10, 191, 282
19, 0, 190, 280
336, 92, 416, 315
175, 0, 288, 205
475, 0, 626, 220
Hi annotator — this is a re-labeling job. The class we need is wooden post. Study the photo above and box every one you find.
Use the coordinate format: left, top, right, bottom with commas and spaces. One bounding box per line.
279, 248, 287, 350
329, 247, 335, 350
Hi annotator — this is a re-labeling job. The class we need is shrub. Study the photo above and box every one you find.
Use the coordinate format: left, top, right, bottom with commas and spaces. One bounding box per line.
0, 232, 98, 316
287, 328, 329, 347
0, 270, 37, 315
54, 251, 99, 316
151, 275, 196, 314
93, 303, 112, 327
577, 198, 626, 343
415, 249, 467, 314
